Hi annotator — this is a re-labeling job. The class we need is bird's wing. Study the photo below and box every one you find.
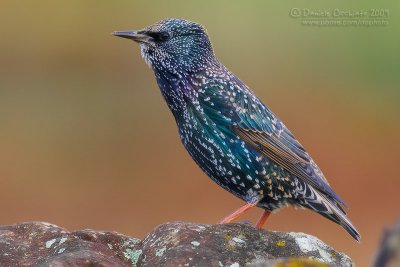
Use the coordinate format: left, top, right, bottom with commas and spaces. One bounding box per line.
197, 77, 347, 208
232, 124, 348, 204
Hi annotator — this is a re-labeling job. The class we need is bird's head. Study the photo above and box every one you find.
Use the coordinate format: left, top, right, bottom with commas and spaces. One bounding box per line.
113, 18, 215, 75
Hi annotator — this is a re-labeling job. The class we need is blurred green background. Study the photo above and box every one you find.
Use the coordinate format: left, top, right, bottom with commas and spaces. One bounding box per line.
0, 1, 399, 265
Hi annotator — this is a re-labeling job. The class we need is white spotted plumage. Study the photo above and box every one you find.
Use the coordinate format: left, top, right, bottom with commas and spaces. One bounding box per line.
117, 18, 360, 241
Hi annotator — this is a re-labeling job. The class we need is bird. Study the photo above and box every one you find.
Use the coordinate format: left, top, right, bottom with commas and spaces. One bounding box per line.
112, 18, 361, 241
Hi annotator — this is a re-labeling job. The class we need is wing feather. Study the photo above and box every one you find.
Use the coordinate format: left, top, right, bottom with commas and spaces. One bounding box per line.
197, 77, 347, 207
233, 125, 347, 207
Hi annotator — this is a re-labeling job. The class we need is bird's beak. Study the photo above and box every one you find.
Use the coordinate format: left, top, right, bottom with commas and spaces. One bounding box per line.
112, 30, 152, 44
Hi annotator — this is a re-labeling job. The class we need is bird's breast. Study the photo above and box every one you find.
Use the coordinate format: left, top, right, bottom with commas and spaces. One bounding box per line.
174, 106, 293, 205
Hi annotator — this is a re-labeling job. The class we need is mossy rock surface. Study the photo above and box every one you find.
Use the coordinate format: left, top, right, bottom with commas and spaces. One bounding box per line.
0, 221, 353, 266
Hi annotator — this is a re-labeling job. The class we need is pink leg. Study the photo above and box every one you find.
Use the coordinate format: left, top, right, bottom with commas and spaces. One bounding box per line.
219, 202, 257, 224
256, 210, 271, 228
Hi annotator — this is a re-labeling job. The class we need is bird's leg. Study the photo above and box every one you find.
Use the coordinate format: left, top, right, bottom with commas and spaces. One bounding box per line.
256, 210, 271, 229
219, 202, 257, 224
256, 210, 271, 228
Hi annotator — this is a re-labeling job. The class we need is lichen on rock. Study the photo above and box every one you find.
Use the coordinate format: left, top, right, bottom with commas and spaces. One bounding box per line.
0, 221, 353, 267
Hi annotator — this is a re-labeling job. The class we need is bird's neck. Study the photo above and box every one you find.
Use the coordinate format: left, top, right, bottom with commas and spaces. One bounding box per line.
153, 60, 223, 116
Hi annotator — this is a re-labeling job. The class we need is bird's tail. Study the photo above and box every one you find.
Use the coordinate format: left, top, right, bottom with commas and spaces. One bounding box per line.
304, 188, 361, 242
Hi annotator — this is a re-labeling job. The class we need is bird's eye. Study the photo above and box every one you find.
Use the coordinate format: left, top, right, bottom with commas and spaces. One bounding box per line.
158, 32, 171, 42
147, 31, 170, 42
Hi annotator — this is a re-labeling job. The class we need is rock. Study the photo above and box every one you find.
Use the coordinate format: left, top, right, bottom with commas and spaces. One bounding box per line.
0, 221, 353, 267
0, 222, 141, 267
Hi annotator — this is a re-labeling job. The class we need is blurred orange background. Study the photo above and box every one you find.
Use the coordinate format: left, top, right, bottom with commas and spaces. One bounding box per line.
0, 1, 399, 266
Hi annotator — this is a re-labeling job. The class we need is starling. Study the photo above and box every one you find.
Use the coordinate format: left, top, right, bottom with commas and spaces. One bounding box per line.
113, 18, 360, 241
